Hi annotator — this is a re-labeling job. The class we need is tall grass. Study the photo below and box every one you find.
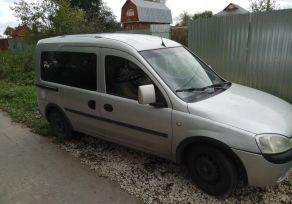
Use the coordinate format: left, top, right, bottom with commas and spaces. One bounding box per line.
0, 81, 49, 135
0, 43, 50, 135
0, 44, 35, 85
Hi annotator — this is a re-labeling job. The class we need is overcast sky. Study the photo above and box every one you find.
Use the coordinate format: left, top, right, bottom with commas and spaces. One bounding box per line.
1, 0, 292, 35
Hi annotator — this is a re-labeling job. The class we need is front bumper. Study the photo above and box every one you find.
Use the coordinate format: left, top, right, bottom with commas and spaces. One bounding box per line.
233, 149, 292, 187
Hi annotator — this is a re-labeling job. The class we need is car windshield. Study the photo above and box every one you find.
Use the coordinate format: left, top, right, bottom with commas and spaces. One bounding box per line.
140, 47, 229, 102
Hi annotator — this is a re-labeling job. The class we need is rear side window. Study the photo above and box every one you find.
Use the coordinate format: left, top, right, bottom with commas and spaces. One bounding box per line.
41, 52, 97, 91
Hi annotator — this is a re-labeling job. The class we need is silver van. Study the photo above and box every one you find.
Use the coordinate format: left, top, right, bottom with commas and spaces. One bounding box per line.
35, 34, 292, 197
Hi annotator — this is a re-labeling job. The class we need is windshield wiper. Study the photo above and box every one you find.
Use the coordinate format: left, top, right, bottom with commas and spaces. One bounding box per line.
176, 81, 231, 93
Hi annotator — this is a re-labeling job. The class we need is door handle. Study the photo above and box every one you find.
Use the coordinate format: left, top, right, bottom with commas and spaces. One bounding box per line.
88, 100, 96, 110
104, 104, 113, 112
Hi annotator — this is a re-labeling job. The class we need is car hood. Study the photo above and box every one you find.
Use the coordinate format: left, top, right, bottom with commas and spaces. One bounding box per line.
187, 83, 292, 136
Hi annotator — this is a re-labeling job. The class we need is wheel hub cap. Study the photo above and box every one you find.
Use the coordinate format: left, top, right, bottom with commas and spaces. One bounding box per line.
195, 155, 220, 183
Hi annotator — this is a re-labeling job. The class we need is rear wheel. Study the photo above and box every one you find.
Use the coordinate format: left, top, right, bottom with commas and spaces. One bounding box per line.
186, 145, 238, 197
48, 110, 72, 141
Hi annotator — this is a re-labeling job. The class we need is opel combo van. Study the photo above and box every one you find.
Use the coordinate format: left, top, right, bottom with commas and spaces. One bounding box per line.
35, 34, 292, 197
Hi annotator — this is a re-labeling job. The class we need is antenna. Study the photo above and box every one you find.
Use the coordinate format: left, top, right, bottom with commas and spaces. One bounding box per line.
161, 36, 166, 47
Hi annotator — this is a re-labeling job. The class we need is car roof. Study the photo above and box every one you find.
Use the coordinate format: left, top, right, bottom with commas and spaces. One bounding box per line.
37, 33, 182, 52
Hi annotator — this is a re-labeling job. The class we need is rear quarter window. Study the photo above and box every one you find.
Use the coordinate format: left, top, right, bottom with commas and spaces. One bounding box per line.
41, 52, 97, 91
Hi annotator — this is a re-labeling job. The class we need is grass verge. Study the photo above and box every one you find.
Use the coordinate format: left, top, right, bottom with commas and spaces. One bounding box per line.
0, 80, 49, 136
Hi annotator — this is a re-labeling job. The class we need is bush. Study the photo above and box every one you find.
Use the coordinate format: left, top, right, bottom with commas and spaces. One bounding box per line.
0, 44, 35, 85
171, 27, 188, 46
0, 43, 49, 136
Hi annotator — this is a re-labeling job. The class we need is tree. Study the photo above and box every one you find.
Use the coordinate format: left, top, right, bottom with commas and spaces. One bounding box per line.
69, 0, 120, 32
176, 11, 192, 27
11, 0, 119, 36
4, 26, 14, 37
249, 0, 277, 12
51, 0, 86, 35
193, 11, 213, 20
11, 0, 56, 33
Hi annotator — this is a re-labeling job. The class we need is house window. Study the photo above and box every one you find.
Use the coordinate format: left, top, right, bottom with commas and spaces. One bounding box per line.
126, 9, 135, 17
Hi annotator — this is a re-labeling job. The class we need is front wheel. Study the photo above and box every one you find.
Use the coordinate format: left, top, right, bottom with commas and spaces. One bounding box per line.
186, 145, 239, 197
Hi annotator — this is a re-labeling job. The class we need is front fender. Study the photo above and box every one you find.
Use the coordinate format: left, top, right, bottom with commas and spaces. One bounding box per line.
171, 110, 259, 162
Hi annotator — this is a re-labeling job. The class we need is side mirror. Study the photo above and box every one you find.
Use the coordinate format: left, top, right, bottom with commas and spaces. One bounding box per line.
138, 84, 156, 105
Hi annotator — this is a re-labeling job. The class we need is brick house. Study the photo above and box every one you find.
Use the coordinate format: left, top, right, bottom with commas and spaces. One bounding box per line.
121, 0, 172, 30
0, 26, 30, 51
10, 26, 30, 38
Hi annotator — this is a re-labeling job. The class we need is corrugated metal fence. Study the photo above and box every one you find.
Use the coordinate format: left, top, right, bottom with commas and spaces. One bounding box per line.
188, 9, 292, 104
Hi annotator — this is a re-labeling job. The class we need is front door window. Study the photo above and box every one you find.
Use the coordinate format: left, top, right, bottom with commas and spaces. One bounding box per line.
105, 55, 167, 106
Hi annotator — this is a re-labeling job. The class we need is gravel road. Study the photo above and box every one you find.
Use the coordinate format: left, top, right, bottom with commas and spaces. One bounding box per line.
60, 135, 292, 204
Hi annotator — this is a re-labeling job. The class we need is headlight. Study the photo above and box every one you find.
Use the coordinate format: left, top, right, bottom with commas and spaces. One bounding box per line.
256, 134, 292, 154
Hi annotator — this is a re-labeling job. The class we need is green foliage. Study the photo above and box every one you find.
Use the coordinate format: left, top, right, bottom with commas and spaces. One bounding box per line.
51, 0, 86, 35
69, 0, 120, 32
11, 0, 85, 35
176, 10, 214, 27
11, 0, 120, 35
0, 81, 49, 136
193, 11, 213, 20
4, 26, 14, 37
70, 0, 104, 21
171, 27, 188, 46
176, 11, 192, 27
249, 0, 277, 12
11, 0, 56, 33
0, 45, 35, 85
173, 10, 213, 45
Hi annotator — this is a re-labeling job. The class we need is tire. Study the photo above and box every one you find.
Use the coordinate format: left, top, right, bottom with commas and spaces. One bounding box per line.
48, 109, 72, 140
186, 145, 238, 197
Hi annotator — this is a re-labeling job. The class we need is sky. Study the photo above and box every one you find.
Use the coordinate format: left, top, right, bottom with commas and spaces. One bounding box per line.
1, 0, 292, 35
